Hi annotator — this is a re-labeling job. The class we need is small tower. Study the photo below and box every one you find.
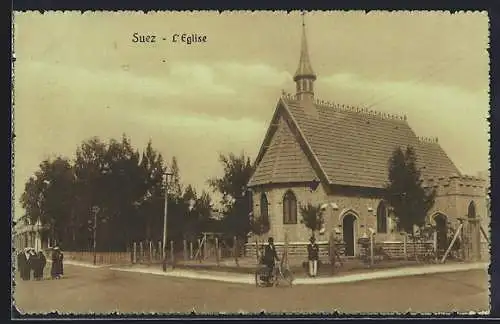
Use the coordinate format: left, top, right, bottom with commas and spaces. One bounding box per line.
294, 13, 316, 102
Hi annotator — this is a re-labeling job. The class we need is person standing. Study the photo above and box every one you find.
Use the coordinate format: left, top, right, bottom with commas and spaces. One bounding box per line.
29, 249, 39, 280
24, 248, 33, 281
34, 250, 46, 280
58, 248, 64, 277
307, 236, 319, 277
17, 249, 28, 280
263, 237, 280, 284
51, 247, 62, 279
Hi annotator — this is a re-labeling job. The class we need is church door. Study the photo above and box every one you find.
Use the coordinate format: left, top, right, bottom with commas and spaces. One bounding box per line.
342, 214, 356, 257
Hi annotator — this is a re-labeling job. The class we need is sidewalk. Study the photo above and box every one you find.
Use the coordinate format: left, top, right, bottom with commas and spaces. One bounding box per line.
109, 262, 488, 285
48, 259, 110, 269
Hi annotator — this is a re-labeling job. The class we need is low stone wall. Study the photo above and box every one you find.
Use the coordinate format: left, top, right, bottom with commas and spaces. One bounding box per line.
63, 251, 132, 265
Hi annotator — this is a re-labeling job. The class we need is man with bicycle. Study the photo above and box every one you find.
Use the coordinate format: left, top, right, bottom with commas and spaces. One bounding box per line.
263, 237, 280, 284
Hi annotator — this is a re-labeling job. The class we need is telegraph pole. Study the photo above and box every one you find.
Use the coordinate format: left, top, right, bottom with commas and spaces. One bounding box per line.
92, 206, 100, 265
162, 169, 173, 272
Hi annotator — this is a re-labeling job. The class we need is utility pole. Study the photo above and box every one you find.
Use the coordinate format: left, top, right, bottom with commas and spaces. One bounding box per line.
162, 169, 173, 272
92, 206, 100, 265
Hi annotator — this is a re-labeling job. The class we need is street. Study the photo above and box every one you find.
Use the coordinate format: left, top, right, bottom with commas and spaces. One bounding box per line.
13, 265, 489, 315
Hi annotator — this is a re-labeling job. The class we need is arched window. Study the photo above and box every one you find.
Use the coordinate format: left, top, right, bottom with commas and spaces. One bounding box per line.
260, 193, 269, 224
283, 190, 298, 224
376, 201, 388, 233
468, 201, 476, 219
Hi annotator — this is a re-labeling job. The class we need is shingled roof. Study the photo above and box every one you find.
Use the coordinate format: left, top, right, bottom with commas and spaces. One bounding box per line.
248, 94, 461, 189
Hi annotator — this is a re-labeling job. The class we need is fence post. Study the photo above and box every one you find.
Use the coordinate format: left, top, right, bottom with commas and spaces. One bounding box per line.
403, 235, 408, 260
203, 236, 208, 260
149, 241, 153, 263
197, 238, 202, 262
255, 239, 260, 263
284, 232, 289, 267
158, 241, 162, 262
133, 242, 137, 264
139, 241, 144, 263
170, 240, 175, 268
183, 240, 188, 261
433, 231, 438, 262
233, 236, 239, 267
370, 233, 374, 267
215, 237, 220, 266
189, 241, 193, 260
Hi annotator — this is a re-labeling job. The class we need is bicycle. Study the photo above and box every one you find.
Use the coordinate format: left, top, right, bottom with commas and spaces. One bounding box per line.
255, 261, 294, 287
421, 246, 438, 264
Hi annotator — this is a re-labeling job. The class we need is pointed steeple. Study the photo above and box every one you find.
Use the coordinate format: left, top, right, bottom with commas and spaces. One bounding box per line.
294, 13, 316, 102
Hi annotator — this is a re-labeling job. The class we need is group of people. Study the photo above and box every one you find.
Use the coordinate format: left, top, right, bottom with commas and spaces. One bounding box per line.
259, 235, 321, 282
16, 246, 64, 281
261, 235, 340, 280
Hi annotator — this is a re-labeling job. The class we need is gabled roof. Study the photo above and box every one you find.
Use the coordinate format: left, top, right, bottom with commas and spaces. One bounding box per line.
248, 94, 461, 189
248, 113, 318, 186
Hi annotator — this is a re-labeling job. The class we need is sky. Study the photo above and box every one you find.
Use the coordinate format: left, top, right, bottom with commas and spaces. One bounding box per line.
12, 11, 490, 219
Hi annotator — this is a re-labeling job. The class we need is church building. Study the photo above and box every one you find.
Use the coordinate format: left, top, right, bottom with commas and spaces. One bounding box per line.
246, 20, 488, 258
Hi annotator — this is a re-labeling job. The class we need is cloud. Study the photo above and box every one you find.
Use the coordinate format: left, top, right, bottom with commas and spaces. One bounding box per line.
18, 61, 236, 98
215, 62, 292, 88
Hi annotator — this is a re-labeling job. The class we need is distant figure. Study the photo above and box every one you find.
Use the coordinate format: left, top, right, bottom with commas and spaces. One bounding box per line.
33, 251, 46, 280
263, 237, 280, 283
28, 249, 39, 280
329, 231, 343, 274
51, 246, 64, 279
17, 248, 29, 280
307, 236, 319, 277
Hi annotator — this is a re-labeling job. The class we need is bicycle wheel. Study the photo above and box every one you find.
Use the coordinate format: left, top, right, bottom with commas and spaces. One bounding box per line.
255, 267, 268, 287
254, 269, 260, 287
281, 268, 294, 287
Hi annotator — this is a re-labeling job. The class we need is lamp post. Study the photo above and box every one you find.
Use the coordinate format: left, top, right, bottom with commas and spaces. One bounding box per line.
162, 169, 173, 272
91, 206, 100, 265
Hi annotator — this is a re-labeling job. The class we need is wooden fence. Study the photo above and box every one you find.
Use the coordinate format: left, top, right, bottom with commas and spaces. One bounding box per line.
64, 251, 131, 265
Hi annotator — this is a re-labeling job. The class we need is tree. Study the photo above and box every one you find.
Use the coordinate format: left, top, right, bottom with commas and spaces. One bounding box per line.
102, 135, 144, 249
384, 146, 436, 259
20, 157, 75, 248
195, 190, 214, 231
182, 184, 199, 240
300, 203, 324, 238
137, 140, 166, 241
72, 135, 145, 251
169, 156, 183, 199
249, 212, 270, 237
208, 152, 254, 239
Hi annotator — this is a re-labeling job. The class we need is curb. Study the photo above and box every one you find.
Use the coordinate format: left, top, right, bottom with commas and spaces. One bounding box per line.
109, 262, 488, 285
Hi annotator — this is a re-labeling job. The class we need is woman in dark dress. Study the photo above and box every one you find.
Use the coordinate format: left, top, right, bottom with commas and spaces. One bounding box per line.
17, 249, 28, 280
51, 247, 64, 279
29, 249, 40, 280
51, 247, 60, 279
34, 251, 46, 280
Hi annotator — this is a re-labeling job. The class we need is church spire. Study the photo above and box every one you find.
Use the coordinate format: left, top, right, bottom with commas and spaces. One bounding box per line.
294, 12, 316, 102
